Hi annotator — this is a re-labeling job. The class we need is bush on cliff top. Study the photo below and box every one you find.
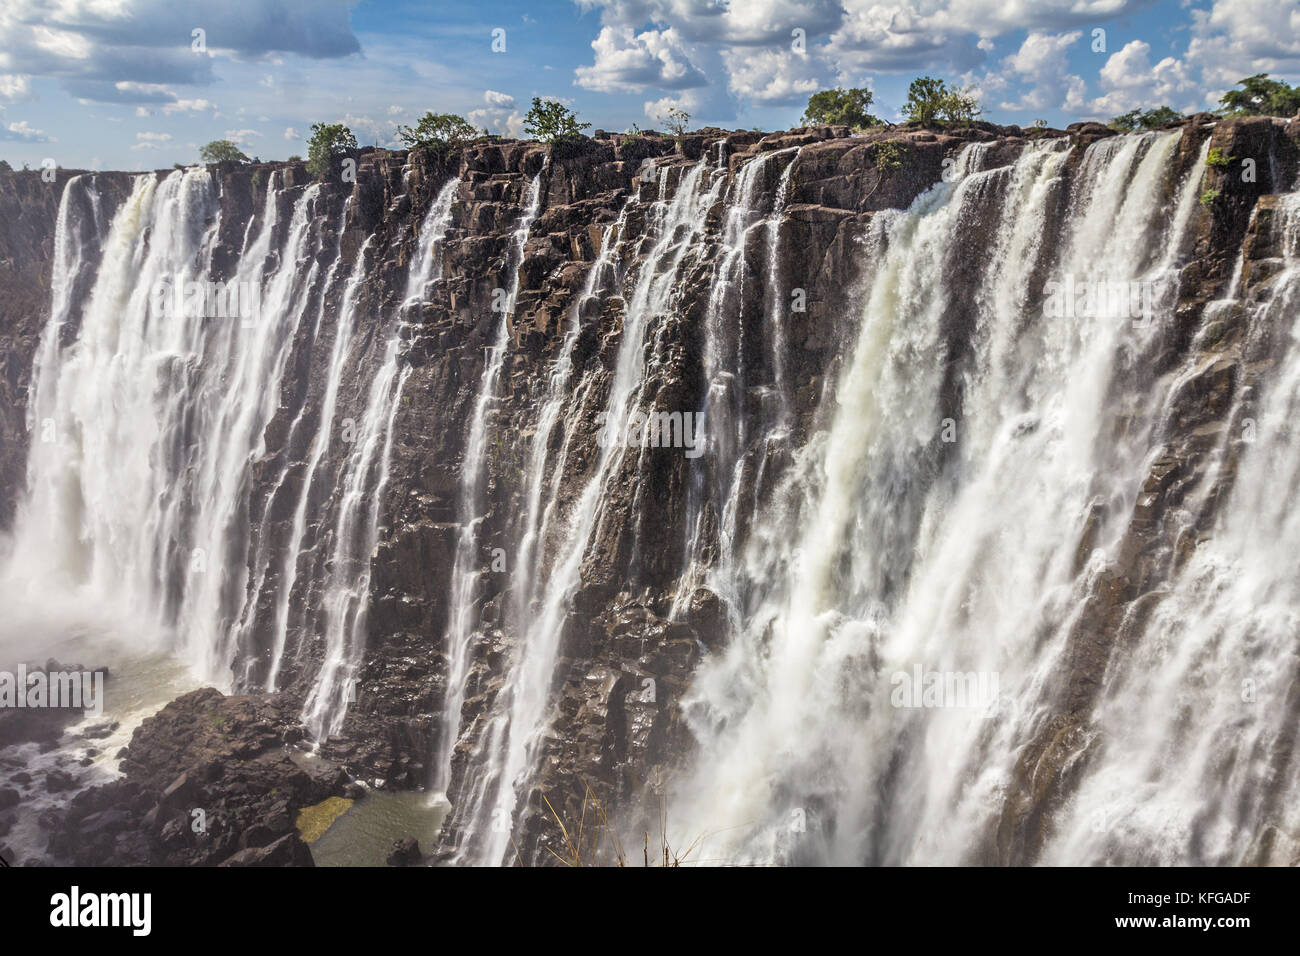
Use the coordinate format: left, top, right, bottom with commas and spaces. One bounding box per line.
801, 87, 882, 130
396, 112, 481, 154
1109, 106, 1183, 131
902, 76, 981, 127
1218, 74, 1300, 117
199, 140, 250, 164
523, 97, 590, 144
307, 123, 357, 179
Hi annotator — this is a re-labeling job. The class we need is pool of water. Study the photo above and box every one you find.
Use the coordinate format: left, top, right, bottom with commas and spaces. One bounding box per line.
308, 790, 449, 867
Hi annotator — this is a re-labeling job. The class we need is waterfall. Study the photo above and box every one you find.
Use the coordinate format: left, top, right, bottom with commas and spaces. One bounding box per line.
673, 145, 801, 619
435, 166, 546, 790
1043, 189, 1300, 865
446, 158, 727, 864
11, 127, 1296, 868
665, 132, 1225, 864
9, 169, 331, 681
301, 176, 462, 742
6, 166, 456, 747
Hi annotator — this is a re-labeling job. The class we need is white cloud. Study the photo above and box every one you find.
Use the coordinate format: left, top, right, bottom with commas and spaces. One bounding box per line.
468, 89, 524, 138
3, 118, 48, 141
223, 128, 262, 144
1091, 40, 1201, 114
985, 31, 1088, 113
0, 0, 362, 106
575, 25, 707, 93
0, 74, 31, 102
721, 47, 822, 105
284, 126, 300, 141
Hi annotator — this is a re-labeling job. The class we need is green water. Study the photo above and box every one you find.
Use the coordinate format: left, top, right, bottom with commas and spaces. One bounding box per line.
308, 790, 448, 867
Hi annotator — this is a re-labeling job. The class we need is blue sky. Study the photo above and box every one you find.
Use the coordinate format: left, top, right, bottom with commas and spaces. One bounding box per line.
0, 0, 1297, 170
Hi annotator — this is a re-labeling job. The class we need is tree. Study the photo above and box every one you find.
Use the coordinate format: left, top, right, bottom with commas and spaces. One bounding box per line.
0, 159, 11, 172
522, 98, 590, 144
396, 112, 480, 153
1219, 74, 1300, 117
902, 76, 980, 126
660, 106, 691, 137
307, 123, 357, 179
199, 140, 250, 164
1109, 106, 1182, 131
286, 155, 303, 162
801, 87, 881, 129
939, 85, 981, 125
659, 106, 691, 151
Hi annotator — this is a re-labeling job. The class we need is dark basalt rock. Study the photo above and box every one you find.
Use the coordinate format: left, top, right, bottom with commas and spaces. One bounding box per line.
42, 687, 347, 865
387, 836, 421, 866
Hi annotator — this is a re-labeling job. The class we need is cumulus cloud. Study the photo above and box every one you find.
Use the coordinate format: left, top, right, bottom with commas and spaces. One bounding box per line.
468, 90, 524, 139
575, 25, 707, 92
0, 0, 361, 104
1091, 40, 1201, 114
2, 119, 50, 141
130, 130, 171, 149
572, 0, 1175, 123
721, 47, 822, 105
0, 75, 32, 102
985, 31, 1088, 113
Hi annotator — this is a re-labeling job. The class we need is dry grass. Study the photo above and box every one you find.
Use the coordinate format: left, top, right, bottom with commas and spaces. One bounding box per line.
519, 782, 708, 867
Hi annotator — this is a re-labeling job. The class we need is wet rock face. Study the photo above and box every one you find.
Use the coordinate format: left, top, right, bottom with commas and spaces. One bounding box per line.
4, 116, 1297, 866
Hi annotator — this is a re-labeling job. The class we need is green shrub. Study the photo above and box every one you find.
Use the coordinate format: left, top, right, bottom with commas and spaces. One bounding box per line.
523, 98, 590, 144
1206, 146, 1234, 167
1219, 74, 1300, 117
199, 140, 250, 164
307, 123, 357, 179
903, 77, 980, 126
874, 141, 904, 172
396, 112, 480, 154
1108, 106, 1182, 131
801, 88, 882, 129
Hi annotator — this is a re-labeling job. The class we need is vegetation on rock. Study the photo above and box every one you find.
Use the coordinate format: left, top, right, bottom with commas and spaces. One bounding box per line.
307, 122, 357, 179
523, 98, 590, 144
199, 140, 250, 164
396, 112, 481, 153
801, 87, 881, 129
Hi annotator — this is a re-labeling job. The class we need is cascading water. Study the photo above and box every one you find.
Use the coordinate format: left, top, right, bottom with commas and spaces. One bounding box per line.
661, 131, 1268, 865
435, 166, 546, 790
9, 168, 330, 682
7, 123, 1295, 869
301, 176, 460, 742
1043, 188, 1300, 866
444, 157, 728, 864
673, 146, 801, 619
298, 313, 411, 742
4, 165, 458, 749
